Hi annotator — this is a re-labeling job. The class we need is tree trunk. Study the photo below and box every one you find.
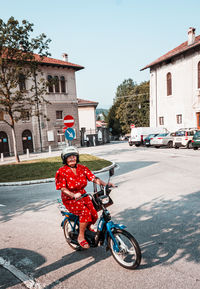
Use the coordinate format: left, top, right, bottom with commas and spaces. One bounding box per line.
11, 126, 20, 163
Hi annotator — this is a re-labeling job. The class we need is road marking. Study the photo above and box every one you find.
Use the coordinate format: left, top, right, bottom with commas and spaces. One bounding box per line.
0, 256, 41, 289
0, 204, 5, 207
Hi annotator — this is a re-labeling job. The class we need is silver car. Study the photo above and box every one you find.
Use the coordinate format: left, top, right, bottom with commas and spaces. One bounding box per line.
150, 132, 174, 148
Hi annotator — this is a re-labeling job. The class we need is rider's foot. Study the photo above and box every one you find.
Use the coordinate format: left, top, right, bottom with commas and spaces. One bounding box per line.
87, 225, 96, 232
78, 238, 90, 249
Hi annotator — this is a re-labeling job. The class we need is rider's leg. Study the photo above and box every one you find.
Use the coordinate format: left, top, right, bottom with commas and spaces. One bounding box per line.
78, 222, 89, 249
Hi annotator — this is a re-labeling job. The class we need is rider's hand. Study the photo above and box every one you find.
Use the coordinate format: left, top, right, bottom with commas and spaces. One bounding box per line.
73, 193, 82, 199
108, 182, 115, 188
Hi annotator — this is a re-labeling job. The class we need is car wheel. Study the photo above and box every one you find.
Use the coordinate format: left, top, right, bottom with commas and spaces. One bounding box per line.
167, 141, 173, 148
175, 146, 179, 149
187, 141, 193, 149
193, 147, 198, 150
155, 146, 160, 149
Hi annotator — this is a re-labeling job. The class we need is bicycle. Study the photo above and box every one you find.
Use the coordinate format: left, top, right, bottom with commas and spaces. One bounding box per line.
59, 168, 141, 270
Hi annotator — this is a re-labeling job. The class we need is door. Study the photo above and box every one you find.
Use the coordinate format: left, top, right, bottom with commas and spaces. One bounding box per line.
0, 131, 9, 156
196, 112, 200, 129
22, 130, 33, 154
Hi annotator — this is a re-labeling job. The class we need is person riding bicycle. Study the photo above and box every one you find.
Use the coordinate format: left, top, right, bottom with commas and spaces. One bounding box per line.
55, 146, 114, 249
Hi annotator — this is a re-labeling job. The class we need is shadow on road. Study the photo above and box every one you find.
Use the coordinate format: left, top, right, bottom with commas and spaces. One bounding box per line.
114, 161, 158, 177
113, 190, 200, 269
0, 246, 110, 289
1, 190, 200, 287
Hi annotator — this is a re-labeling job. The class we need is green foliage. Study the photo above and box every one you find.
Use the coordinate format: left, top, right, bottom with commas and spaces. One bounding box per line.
0, 17, 51, 161
0, 16, 51, 125
107, 79, 149, 135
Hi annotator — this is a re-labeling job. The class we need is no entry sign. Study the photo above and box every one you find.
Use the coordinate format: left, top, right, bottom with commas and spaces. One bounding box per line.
64, 115, 74, 128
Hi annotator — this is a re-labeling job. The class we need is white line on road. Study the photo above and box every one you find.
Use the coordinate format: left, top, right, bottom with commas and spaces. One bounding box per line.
0, 204, 5, 207
0, 256, 41, 289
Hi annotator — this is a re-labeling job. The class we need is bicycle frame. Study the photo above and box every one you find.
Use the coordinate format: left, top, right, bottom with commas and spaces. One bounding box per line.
61, 208, 126, 252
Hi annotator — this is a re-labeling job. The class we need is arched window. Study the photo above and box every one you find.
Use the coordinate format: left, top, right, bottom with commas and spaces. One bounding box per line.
54, 76, 60, 93
60, 76, 66, 93
198, 62, 200, 89
167, 72, 172, 96
47, 75, 53, 93
19, 74, 26, 91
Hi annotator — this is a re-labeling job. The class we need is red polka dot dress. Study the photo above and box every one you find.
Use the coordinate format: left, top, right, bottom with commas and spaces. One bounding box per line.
55, 164, 98, 224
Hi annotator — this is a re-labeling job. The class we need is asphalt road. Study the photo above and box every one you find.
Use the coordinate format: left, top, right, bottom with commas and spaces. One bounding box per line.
0, 142, 200, 289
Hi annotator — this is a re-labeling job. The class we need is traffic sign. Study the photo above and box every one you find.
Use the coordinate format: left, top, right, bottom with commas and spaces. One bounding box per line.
65, 128, 76, 141
64, 115, 74, 128
131, 124, 135, 128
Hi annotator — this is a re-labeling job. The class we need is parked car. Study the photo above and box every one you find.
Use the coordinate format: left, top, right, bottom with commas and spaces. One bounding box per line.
191, 130, 200, 150
150, 132, 174, 148
143, 134, 159, 147
173, 128, 197, 149
128, 127, 164, 146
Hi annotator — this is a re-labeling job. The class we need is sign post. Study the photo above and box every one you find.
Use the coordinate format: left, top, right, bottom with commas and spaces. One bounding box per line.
63, 115, 75, 146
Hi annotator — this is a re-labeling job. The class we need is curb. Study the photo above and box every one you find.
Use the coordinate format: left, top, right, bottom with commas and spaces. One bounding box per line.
0, 162, 116, 186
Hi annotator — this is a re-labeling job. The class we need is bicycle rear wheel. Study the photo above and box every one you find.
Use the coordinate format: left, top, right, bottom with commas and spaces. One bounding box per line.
63, 219, 80, 251
108, 229, 141, 269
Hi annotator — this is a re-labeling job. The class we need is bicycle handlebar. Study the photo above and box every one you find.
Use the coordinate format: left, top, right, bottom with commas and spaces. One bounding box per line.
75, 185, 117, 201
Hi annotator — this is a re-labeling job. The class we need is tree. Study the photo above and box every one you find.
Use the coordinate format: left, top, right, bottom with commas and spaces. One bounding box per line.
0, 17, 51, 162
107, 79, 149, 135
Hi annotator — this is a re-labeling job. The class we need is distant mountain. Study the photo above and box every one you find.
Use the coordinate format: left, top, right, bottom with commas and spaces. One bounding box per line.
96, 108, 108, 120
96, 108, 108, 115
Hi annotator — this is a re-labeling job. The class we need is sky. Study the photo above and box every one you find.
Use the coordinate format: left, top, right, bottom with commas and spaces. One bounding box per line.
1, 0, 200, 109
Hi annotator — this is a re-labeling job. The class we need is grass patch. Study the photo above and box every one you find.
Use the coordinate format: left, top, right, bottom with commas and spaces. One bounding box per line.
0, 154, 112, 183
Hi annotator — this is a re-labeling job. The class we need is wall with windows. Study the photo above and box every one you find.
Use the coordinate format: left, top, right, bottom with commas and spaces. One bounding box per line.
150, 50, 200, 132
0, 63, 81, 155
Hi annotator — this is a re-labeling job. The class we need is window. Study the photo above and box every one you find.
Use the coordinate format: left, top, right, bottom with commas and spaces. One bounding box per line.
0, 111, 4, 121
167, 72, 172, 96
159, 117, 164, 125
21, 110, 30, 121
176, 114, 182, 124
54, 76, 60, 93
60, 76, 66, 93
56, 110, 63, 120
198, 62, 200, 89
19, 74, 26, 91
47, 75, 53, 93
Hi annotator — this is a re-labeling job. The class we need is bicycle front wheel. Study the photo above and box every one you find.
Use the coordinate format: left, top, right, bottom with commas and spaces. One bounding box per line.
108, 229, 141, 269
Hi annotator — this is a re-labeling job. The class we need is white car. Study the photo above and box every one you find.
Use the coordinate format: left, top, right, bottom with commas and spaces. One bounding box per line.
173, 128, 197, 149
150, 133, 174, 148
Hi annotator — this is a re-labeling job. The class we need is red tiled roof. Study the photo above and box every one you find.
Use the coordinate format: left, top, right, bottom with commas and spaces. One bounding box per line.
96, 120, 106, 128
34, 54, 84, 71
78, 98, 98, 107
1, 48, 84, 71
141, 35, 200, 71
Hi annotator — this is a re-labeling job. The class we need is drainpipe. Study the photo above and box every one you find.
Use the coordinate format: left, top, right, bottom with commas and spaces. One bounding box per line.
155, 69, 158, 127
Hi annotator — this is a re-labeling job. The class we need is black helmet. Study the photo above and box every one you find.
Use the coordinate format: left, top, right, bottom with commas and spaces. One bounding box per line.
61, 146, 79, 164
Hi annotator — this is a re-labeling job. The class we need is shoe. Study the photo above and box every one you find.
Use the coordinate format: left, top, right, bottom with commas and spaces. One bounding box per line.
78, 239, 90, 249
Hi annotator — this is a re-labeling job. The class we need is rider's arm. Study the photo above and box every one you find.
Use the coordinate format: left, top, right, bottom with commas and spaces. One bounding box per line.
93, 177, 115, 188
61, 187, 81, 199
93, 177, 106, 187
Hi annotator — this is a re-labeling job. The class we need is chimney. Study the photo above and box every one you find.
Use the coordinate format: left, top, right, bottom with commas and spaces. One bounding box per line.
62, 53, 68, 62
188, 27, 196, 45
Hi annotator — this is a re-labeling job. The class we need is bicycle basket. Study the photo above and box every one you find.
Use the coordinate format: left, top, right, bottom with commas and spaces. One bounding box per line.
92, 191, 113, 212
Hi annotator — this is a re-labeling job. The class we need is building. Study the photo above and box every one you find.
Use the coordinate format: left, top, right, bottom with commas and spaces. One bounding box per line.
141, 27, 200, 132
0, 53, 84, 156
77, 98, 110, 146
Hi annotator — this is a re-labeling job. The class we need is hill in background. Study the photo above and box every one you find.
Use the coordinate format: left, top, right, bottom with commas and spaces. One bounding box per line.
96, 108, 108, 120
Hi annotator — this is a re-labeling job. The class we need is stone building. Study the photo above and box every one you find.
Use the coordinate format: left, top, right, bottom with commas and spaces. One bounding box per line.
0, 53, 84, 156
141, 27, 200, 132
